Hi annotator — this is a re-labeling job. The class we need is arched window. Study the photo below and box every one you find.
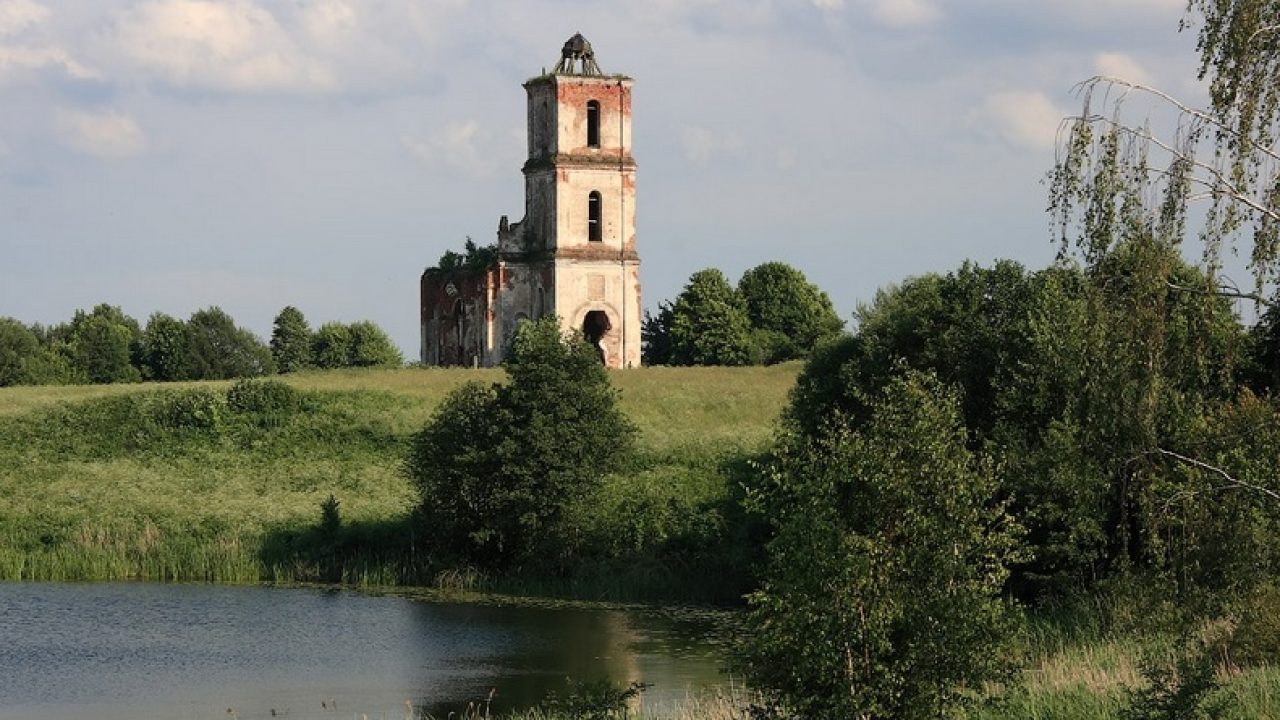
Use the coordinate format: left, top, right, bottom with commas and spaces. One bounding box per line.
586, 100, 600, 148
588, 191, 602, 242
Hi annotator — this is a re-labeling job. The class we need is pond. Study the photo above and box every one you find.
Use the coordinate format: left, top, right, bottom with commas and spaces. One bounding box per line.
0, 582, 733, 720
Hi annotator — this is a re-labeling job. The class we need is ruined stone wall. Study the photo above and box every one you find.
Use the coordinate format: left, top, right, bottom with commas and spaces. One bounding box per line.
419, 267, 495, 367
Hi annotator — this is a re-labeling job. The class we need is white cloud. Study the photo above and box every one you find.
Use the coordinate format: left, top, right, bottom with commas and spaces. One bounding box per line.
403, 120, 496, 177
112, 0, 334, 93
0, 45, 96, 82
974, 91, 1065, 150
300, 0, 357, 47
812, 0, 845, 10
864, 0, 940, 28
1093, 51, 1154, 87
0, 0, 47, 36
56, 109, 147, 158
681, 125, 743, 166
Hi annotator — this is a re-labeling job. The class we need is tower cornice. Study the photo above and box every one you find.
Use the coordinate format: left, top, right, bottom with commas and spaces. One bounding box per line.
522, 154, 636, 175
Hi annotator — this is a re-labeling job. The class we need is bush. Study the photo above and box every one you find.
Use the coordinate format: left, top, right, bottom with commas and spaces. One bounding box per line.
407, 316, 635, 570
1229, 583, 1280, 669
226, 378, 300, 415
147, 388, 226, 432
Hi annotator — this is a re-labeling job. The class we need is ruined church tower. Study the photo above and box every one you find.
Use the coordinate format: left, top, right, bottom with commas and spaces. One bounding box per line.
420, 34, 641, 368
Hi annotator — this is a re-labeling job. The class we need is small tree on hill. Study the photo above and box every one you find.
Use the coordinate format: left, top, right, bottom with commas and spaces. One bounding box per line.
738, 261, 844, 363
140, 312, 189, 382
347, 320, 403, 368
641, 301, 673, 366
311, 322, 352, 369
270, 306, 312, 373
407, 316, 635, 569
668, 268, 753, 366
184, 307, 274, 380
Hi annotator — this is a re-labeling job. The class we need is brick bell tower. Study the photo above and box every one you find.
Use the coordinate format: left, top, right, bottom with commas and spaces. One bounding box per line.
499, 33, 641, 368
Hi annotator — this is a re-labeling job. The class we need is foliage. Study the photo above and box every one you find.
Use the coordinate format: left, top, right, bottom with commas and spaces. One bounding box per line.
59, 305, 143, 384
434, 237, 498, 273
270, 306, 312, 374
1227, 583, 1280, 669
184, 307, 274, 380
1050, 1, 1280, 294
311, 321, 352, 369
346, 320, 403, 368
640, 301, 673, 366
226, 378, 300, 416
310, 320, 402, 369
743, 371, 1020, 720
0, 318, 71, 387
140, 312, 189, 382
785, 260, 1038, 443
737, 261, 844, 363
148, 387, 227, 433
668, 269, 753, 366
319, 494, 342, 541
407, 317, 636, 569
1121, 635, 1230, 720
535, 679, 650, 720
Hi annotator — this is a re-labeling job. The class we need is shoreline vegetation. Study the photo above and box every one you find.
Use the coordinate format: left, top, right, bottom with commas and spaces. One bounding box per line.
3, 365, 1277, 718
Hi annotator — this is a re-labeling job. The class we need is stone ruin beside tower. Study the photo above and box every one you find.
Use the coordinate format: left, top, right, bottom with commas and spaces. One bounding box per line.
419, 34, 641, 368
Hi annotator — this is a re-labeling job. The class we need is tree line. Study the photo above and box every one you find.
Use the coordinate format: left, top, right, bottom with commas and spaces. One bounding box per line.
642, 261, 845, 366
0, 304, 402, 387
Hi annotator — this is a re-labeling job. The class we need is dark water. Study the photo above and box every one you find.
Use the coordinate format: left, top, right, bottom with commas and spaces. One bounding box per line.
0, 583, 731, 720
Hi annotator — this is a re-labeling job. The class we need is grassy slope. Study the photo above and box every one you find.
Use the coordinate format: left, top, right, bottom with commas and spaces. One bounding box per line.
0, 365, 796, 587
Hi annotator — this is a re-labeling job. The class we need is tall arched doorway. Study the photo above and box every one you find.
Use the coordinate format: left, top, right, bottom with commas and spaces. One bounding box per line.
582, 310, 611, 364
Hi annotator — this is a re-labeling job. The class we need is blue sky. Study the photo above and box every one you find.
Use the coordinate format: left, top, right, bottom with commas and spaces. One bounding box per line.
0, 0, 1202, 356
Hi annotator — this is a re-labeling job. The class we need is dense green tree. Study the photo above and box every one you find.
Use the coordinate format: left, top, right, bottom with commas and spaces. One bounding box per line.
737, 261, 844, 363
72, 313, 140, 384
743, 371, 1019, 719
407, 316, 635, 569
184, 307, 273, 380
346, 320, 403, 368
1244, 288, 1280, 394
788, 260, 1037, 444
0, 318, 71, 386
311, 322, 352, 370
668, 269, 753, 366
139, 312, 189, 382
270, 306, 312, 373
56, 304, 143, 384
640, 301, 673, 366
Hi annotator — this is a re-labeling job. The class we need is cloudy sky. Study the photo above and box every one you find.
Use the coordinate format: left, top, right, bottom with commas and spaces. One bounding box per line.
0, 0, 1203, 356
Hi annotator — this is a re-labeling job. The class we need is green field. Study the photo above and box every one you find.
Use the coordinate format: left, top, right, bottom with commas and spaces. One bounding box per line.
0, 365, 796, 593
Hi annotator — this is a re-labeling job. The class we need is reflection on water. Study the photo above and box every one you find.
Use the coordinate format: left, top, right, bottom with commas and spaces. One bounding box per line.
0, 582, 729, 720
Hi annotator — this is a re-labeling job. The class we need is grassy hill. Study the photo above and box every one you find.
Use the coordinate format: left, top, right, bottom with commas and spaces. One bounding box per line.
0, 365, 798, 596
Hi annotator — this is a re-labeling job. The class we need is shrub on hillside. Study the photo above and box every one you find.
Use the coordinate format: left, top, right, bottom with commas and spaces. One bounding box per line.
147, 388, 226, 432
407, 316, 635, 570
226, 378, 300, 415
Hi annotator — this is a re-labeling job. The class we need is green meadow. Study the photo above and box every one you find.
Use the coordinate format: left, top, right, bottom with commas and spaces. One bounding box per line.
0, 365, 795, 594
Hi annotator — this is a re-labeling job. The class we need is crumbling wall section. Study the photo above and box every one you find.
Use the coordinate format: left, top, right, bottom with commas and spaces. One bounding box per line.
420, 266, 496, 367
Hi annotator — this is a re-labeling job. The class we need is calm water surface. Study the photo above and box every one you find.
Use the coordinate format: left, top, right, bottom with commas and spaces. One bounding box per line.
0, 582, 731, 720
